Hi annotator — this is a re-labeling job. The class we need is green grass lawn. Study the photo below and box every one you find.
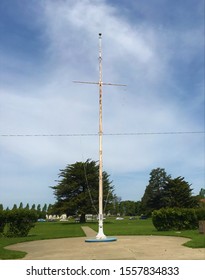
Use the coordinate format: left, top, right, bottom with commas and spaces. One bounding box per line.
0, 217, 204, 259
89, 218, 205, 248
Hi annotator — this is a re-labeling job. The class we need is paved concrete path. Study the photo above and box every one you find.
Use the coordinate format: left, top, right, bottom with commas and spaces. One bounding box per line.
6, 227, 205, 260
81, 226, 97, 237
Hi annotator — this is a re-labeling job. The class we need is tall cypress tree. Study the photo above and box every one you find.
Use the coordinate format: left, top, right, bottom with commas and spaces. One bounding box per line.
161, 177, 197, 208
141, 169, 197, 215
51, 159, 115, 223
141, 168, 171, 215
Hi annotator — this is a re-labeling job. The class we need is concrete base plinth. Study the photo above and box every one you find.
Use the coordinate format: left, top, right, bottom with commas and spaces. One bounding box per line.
85, 237, 117, 242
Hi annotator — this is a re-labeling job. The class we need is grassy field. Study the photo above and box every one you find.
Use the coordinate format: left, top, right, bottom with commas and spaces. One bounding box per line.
0, 217, 204, 259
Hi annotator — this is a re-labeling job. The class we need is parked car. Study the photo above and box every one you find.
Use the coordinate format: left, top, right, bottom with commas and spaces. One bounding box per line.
37, 218, 46, 222
140, 215, 147, 220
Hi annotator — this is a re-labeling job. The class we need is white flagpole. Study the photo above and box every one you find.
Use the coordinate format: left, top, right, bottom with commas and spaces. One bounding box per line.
73, 33, 126, 242
96, 33, 106, 239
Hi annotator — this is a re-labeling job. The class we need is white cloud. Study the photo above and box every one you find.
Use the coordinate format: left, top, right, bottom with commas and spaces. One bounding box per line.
0, 0, 204, 207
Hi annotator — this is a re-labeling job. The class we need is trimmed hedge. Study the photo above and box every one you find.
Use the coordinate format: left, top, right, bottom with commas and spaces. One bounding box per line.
0, 209, 38, 237
152, 208, 204, 231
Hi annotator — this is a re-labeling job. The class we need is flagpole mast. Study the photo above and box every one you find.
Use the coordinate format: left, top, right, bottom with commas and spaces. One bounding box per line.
96, 33, 106, 239
73, 33, 126, 242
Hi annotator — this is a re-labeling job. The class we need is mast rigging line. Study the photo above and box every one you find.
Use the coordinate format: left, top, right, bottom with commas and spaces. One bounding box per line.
82, 161, 98, 215
0, 131, 204, 137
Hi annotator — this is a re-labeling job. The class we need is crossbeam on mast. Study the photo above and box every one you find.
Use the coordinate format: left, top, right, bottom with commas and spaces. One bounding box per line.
74, 33, 126, 241
73, 81, 127, 87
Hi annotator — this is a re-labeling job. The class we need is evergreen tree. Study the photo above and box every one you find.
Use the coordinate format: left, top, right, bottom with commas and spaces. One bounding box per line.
12, 204, 17, 210
42, 204, 47, 212
37, 204, 41, 212
47, 204, 53, 214
31, 204, 36, 210
141, 168, 197, 215
141, 168, 171, 215
51, 159, 115, 222
162, 177, 197, 208
25, 203, 30, 210
199, 188, 205, 198
19, 202, 23, 209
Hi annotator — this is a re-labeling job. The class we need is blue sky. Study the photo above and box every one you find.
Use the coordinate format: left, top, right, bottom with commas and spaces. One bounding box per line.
0, 0, 204, 208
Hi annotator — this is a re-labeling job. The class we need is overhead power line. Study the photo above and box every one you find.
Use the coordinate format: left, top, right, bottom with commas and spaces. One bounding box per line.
0, 131, 204, 137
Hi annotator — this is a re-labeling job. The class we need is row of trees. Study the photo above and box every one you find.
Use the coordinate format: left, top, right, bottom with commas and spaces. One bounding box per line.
0, 203, 53, 219
0, 200, 141, 219
0, 203, 51, 211
50, 160, 204, 221
1, 160, 203, 223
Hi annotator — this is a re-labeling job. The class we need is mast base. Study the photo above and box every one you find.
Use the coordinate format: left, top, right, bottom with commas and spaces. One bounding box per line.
96, 231, 106, 240
85, 237, 117, 243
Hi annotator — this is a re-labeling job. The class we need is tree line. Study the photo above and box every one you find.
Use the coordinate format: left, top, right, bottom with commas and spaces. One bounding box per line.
50, 160, 204, 221
0, 203, 53, 219
1, 160, 204, 222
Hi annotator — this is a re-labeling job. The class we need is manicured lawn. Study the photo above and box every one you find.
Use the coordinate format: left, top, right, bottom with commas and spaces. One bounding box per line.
89, 218, 205, 248
0, 217, 204, 259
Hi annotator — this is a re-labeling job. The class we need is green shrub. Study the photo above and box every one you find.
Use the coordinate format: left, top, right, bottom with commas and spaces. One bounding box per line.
5, 209, 38, 237
0, 210, 7, 236
152, 208, 198, 231
195, 208, 205, 221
